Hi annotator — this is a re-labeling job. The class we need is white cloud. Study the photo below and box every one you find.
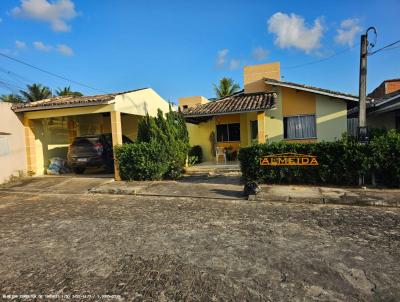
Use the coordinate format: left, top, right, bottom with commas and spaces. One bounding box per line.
229, 59, 240, 70
267, 12, 324, 53
11, 0, 78, 32
252, 47, 269, 61
33, 41, 73, 56
33, 41, 52, 51
335, 18, 362, 47
15, 40, 27, 49
216, 48, 229, 68
56, 44, 73, 56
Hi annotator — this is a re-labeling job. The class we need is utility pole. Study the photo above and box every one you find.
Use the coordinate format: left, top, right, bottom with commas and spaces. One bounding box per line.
358, 27, 376, 143
358, 33, 368, 141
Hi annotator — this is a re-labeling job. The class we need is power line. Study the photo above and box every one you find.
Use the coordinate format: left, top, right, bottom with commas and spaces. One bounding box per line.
369, 39, 400, 56
282, 46, 356, 70
0, 52, 108, 94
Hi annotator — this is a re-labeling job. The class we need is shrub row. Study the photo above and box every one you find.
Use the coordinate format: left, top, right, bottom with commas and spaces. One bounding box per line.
238, 130, 400, 187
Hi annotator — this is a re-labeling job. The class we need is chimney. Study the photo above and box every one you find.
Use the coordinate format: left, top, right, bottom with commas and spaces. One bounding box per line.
244, 62, 280, 93
178, 96, 209, 111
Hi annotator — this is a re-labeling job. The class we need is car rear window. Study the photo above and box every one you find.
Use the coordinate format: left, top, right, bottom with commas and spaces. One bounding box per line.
72, 137, 100, 146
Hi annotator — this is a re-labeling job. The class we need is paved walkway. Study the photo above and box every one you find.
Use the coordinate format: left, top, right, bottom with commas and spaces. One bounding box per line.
1, 174, 399, 207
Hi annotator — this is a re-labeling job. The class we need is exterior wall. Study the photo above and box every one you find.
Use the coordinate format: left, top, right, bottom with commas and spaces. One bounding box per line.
316, 95, 347, 141
244, 62, 281, 93
187, 112, 256, 161
0, 103, 27, 183
368, 111, 396, 129
178, 96, 209, 110
113, 88, 171, 116
386, 81, 400, 95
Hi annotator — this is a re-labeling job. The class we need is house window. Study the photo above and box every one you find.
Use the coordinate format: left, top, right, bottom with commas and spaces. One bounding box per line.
182, 105, 188, 110
284, 115, 316, 139
216, 123, 240, 142
250, 120, 258, 141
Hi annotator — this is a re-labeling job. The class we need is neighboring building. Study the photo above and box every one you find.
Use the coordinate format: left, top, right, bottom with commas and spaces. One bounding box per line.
348, 90, 400, 134
0, 102, 27, 183
11, 88, 170, 180
368, 78, 400, 99
181, 62, 358, 161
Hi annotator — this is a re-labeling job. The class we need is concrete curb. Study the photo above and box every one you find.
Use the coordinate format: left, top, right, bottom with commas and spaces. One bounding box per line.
248, 194, 400, 208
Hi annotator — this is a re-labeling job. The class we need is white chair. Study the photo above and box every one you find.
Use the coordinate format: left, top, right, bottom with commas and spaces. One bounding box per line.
215, 147, 226, 164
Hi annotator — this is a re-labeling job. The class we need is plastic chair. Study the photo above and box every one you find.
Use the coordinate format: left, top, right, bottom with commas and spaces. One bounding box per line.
215, 147, 226, 164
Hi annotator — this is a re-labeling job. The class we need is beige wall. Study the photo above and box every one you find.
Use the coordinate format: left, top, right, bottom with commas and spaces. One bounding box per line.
316, 95, 347, 141
113, 88, 171, 116
0, 102, 27, 183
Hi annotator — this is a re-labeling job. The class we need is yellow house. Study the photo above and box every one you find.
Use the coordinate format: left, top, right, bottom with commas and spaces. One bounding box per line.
12, 88, 171, 180
181, 62, 358, 161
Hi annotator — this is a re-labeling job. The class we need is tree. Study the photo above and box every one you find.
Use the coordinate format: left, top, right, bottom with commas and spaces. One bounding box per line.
213, 77, 240, 99
55, 86, 83, 97
20, 83, 52, 102
0, 94, 24, 103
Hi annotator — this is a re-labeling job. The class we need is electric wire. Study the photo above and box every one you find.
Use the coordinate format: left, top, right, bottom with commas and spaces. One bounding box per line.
0, 52, 108, 94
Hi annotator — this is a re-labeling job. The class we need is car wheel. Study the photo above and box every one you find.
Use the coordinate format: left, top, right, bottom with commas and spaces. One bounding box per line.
73, 167, 85, 174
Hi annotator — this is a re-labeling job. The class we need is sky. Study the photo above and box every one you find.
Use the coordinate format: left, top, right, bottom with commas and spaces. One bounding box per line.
0, 0, 399, 103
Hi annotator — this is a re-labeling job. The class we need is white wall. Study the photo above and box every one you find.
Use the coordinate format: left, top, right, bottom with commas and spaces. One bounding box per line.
0, 102, 27, 183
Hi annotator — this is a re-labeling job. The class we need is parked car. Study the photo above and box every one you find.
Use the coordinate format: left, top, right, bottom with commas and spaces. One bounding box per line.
67, 133, 132, 174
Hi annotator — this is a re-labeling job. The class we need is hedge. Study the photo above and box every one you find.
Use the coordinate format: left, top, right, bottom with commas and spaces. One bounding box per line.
238, 130, 400, 187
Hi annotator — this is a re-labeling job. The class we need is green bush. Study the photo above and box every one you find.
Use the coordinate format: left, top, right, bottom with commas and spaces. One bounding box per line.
115, 141, 168, 180
116, 108, 190, 181
238, 130, 400, 187
188, 145, 203, 164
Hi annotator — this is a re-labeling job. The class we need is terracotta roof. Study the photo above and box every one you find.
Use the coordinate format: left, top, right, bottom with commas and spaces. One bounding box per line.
12, 88, 148, 112
182, 91, 276, 117
264, 78, 358, 101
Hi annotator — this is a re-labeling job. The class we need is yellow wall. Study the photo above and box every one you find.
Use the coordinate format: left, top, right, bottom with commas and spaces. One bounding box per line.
187, 112, 256, 161
281, 87, 316, 116
178, 96, 209, 110
244, 62, 280, 93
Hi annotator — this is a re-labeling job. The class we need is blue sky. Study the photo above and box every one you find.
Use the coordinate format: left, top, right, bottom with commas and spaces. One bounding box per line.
0, 0, 399, 103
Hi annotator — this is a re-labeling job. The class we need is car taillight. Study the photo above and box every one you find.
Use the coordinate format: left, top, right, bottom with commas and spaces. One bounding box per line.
94, 143, 103, 155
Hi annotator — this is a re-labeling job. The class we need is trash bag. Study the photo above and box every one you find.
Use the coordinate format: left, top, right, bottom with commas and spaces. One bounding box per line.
47, 157, 70, 175
243, 181, 262, 196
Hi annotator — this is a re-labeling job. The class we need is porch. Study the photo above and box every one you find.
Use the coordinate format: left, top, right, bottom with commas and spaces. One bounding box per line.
12, 88, 171, 180
182, 91, 276, 162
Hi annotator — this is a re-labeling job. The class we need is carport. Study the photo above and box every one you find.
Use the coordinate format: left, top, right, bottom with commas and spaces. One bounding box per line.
12, 88, 170, 180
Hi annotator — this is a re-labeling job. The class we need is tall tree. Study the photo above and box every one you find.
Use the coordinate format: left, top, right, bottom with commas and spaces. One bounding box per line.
56, 86, 83, 97
213, 77, 240, 99
20, 83, 52, 102
0, 94, 24, 103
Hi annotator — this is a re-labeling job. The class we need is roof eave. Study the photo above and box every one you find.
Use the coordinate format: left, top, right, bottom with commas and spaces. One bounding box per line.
265, 80, 358, 102
12, 100, 115, 113
183, 106, 276, 118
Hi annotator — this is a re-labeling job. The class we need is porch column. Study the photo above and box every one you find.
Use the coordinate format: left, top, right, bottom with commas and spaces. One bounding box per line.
257, 111, 266, 144
23, 117, 37, 174
111, 111, 123, 181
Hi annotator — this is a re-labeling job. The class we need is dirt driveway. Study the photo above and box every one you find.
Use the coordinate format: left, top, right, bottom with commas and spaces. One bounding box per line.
0, 182, 399, 301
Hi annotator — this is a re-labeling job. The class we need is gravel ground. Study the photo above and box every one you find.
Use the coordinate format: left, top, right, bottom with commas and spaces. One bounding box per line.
0, 191, 399, 301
